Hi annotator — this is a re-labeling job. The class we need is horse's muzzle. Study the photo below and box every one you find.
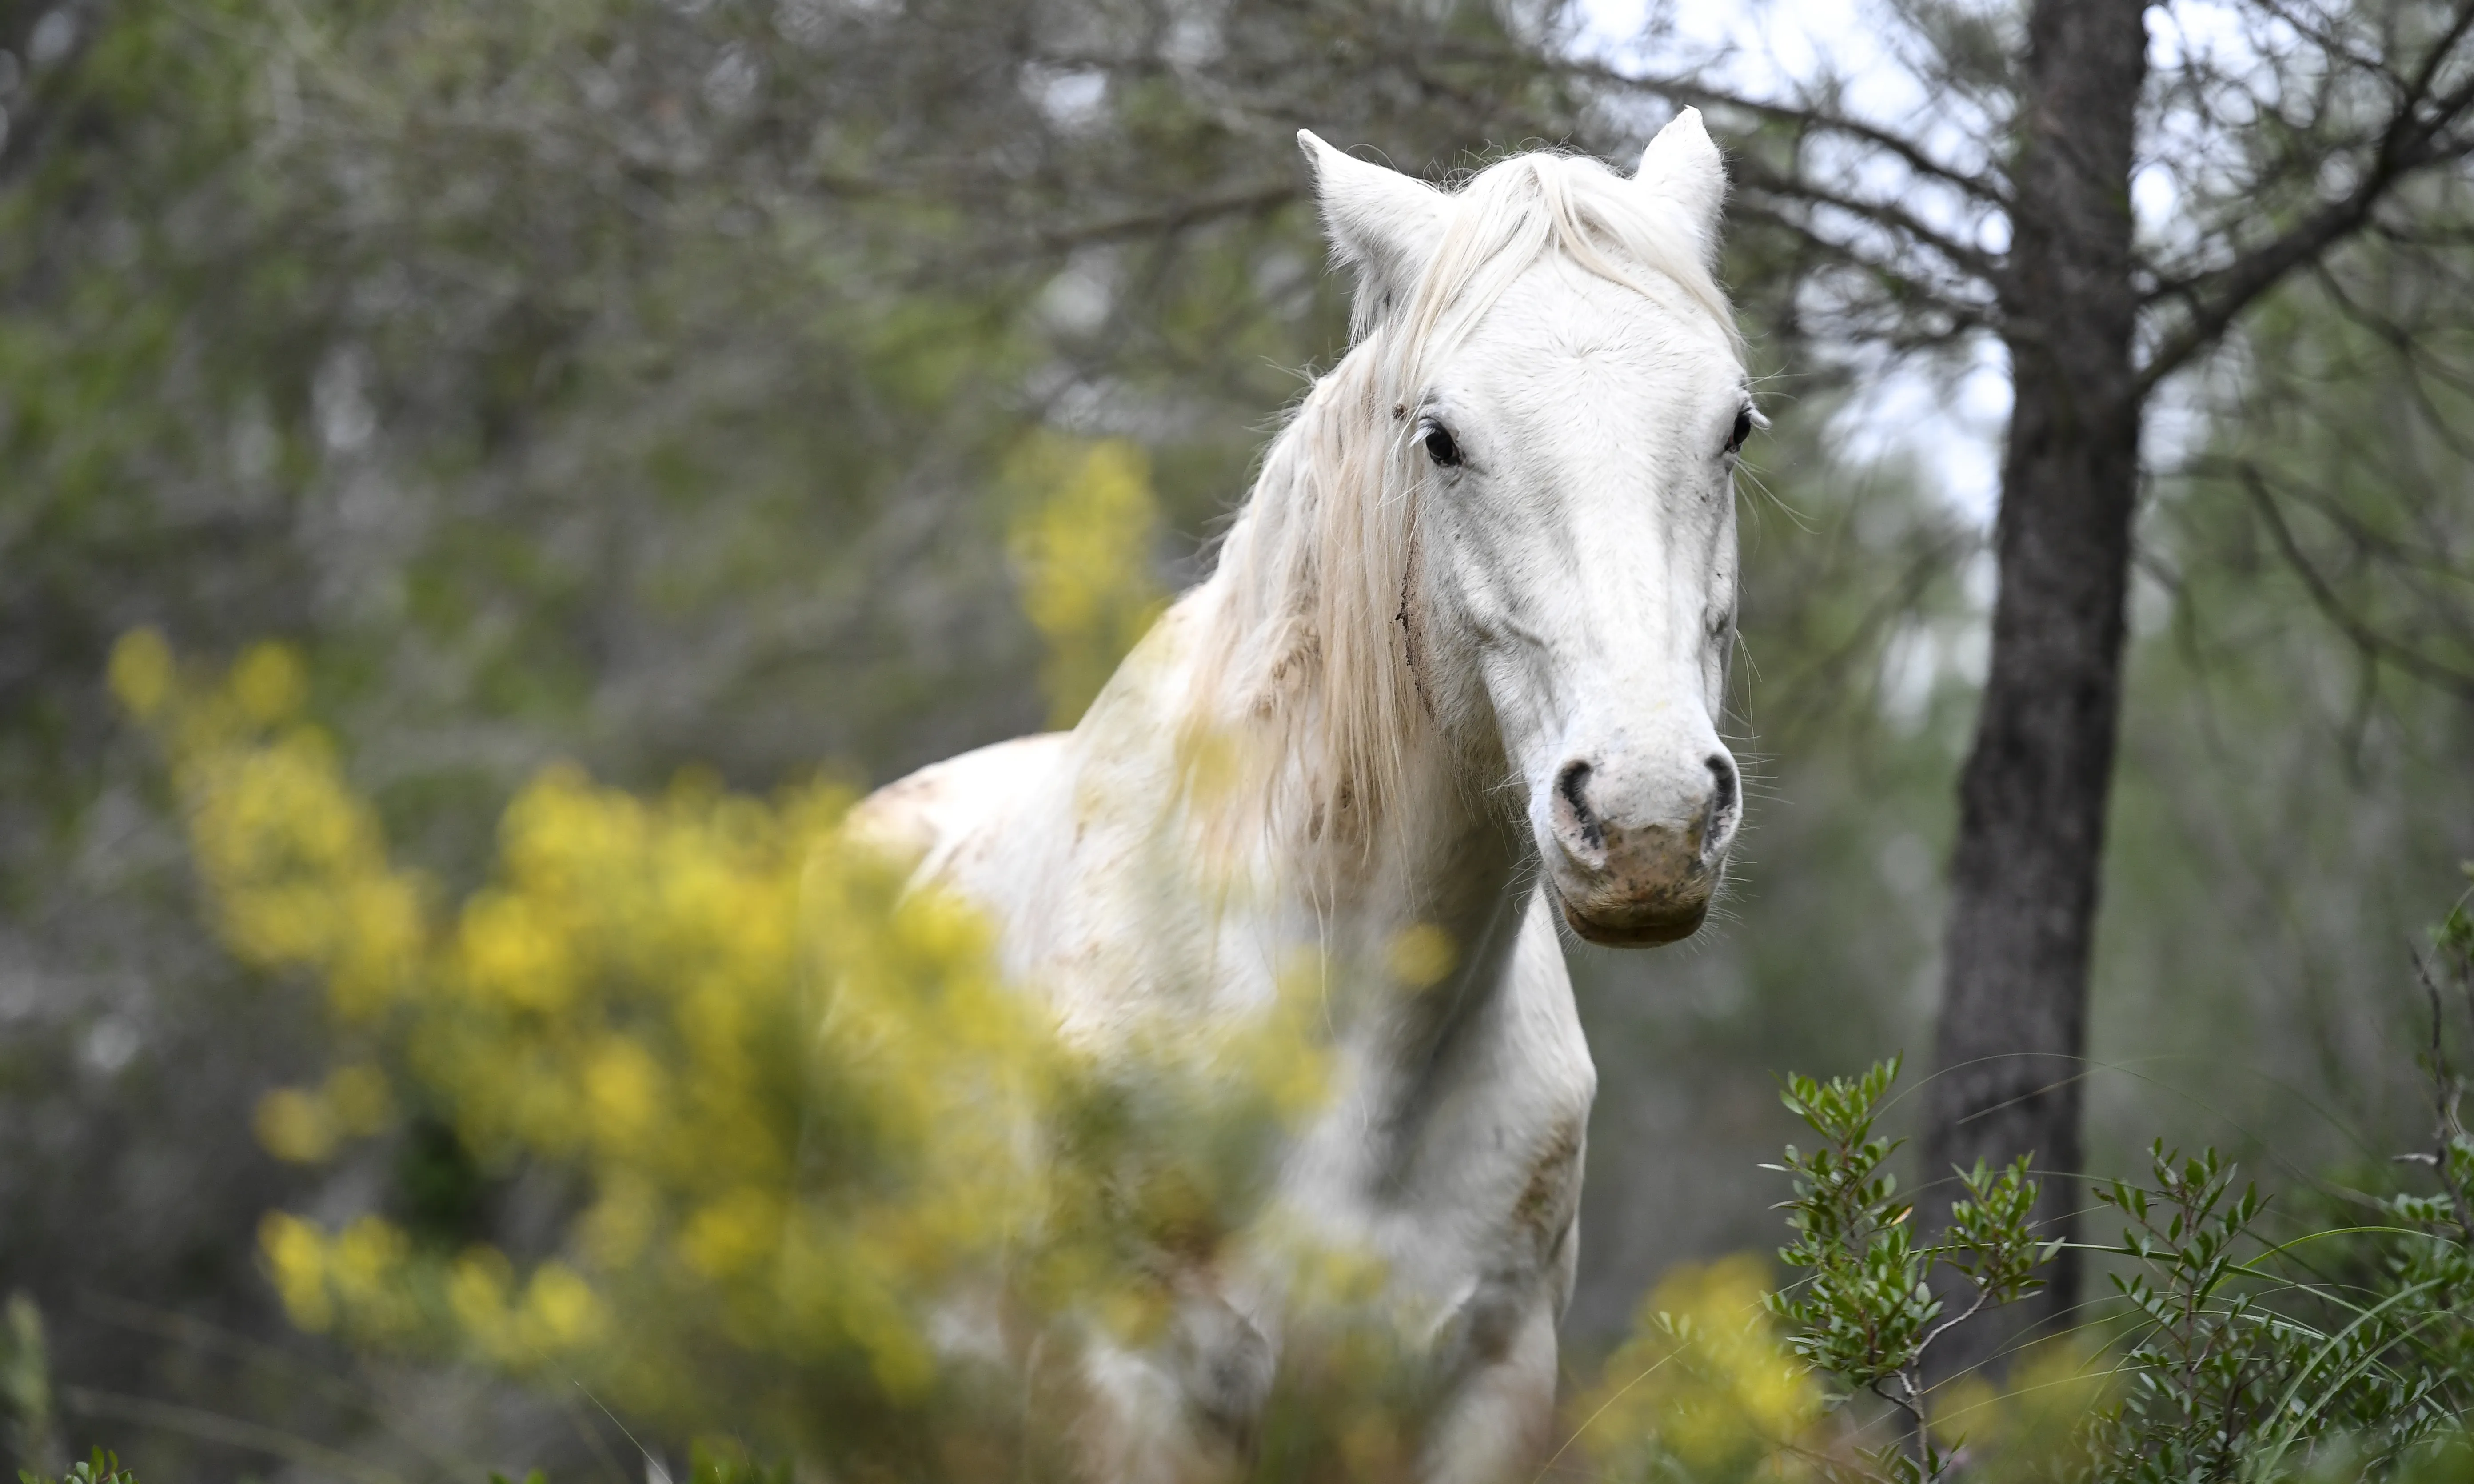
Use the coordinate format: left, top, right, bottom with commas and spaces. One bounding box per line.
1548, 862, 1715, 946
1540, 752, 1736, 947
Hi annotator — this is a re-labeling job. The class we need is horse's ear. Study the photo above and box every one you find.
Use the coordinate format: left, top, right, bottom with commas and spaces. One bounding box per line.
1298, 131, 1449, 328
1634, 107, 1727, 263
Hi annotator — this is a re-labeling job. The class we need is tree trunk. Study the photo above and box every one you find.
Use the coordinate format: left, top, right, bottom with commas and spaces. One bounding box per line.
1925, 0, 2148, 1383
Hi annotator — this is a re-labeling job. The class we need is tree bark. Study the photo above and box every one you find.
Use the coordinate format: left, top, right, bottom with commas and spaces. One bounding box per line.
1925, 0, 2148, 1382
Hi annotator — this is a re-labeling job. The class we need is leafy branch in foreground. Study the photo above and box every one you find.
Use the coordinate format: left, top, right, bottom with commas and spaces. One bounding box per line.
1762, 1056, 2057, 1484
16, 1449, 132, 1484
2083, 1136, 2472, 1482
2084, 871, 2474, 1481
2089, 1144, 2286, 1480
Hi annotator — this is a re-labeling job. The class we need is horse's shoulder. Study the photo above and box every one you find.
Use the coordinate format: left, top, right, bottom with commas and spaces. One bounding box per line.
845, 733, 1073, 879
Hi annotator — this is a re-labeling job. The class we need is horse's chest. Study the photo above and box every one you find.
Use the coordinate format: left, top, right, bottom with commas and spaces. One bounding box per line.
1289, 976, 1595, 1320
1373, 1085, 1589, 1297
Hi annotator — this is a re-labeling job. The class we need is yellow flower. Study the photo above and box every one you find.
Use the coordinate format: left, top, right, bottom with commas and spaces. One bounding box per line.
323, 1064, 395, 1137
255, 1087, 338, 1163
1928, 1338, 2109, 1480
108, 628, 173, 720
681, 1188, 786, 1281
127, 632, 1444, 1457
259, 1213, 334, 1332
1007, 435, 1168, 726
578, 1179, 658, 1269
521, 1263, 607, 1351
1573, 1255, 1823, 1482
447, 1246, 516, 1353
457, 890, 578, 1013
1386, 923, 1457, 989
230, 642, 307, 726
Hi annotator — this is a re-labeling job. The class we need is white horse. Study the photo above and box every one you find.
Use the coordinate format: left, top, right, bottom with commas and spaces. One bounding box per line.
850, 110, 1754, 1483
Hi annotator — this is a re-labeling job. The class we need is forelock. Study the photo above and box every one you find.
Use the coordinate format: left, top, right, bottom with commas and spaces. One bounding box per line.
1389, 149, 1740, 381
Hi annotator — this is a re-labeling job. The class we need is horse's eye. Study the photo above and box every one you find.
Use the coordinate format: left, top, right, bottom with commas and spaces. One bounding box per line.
1422, 423, 1462, 467
1725, 406, 1755, 456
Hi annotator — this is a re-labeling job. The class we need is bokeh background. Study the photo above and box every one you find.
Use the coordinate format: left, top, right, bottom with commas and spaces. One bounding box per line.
3, 0, 2470, 1478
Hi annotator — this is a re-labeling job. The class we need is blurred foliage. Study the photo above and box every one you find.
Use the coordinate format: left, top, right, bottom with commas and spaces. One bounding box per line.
1005, 436, 1168, 727
0, 1296, 56, 1482
15, 1448, 133, 1484
1565, 1255, 1824, 1483
113, 635, 1383, 1475
2087, 212, 2474, 1196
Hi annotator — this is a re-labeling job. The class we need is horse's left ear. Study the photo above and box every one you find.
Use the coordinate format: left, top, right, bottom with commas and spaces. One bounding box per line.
1298, 131, 1450, 329
1634, 107, 1727, 263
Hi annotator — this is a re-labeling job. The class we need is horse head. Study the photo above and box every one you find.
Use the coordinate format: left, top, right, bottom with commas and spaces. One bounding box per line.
1301, 113, 1753, 947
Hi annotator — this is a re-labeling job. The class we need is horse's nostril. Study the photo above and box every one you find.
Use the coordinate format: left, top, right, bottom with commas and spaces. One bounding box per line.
1706, 753, 1738, 820
1555, 760, 1602, 851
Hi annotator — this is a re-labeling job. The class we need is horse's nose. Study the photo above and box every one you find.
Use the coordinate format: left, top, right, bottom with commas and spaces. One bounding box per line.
1544, 750, 1739, 946
1550, 752, 1738, 866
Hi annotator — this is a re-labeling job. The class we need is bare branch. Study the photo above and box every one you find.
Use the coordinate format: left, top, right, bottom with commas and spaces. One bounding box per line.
2410, 945, 2474, 1241
2229, 461, 2474, 701
2141, 2, 2474, 390
1016, 184, 1297, 256
1536, 53, 2013, 207
1727, 152, 2006, 288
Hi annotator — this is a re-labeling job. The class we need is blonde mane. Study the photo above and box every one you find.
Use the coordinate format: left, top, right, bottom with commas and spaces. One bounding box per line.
1181, 146, 1739, 874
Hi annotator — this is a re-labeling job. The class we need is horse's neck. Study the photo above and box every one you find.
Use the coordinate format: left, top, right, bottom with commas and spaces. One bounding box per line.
1354, 733, 1527, 949
1222, 661, 1538, 1185
1173, 359, 1530, 1001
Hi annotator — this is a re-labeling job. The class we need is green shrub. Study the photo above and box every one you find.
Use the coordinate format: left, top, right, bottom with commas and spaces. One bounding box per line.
1757, 872, 2474, 1483
16, 1449, 134, 1484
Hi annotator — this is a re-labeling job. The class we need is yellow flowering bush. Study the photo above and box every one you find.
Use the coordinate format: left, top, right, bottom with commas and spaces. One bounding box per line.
1006, 435, 1169, 727
113, 628, 1373, 1472
1564, 1256, 1827, 1483
1924, 1341, 2111, 1483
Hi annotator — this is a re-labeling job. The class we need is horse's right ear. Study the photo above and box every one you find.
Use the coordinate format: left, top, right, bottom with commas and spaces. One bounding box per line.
1298, 132, 1449, 328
